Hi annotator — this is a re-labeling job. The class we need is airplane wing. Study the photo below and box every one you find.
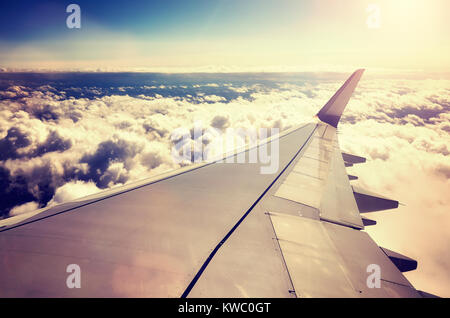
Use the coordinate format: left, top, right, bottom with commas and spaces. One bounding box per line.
0, 70, 430, 297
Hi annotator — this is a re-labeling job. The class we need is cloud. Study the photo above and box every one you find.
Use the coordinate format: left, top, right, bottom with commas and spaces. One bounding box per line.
9, 201, 39, 216
0, 86, 30, 98
49, 180, 101, 206
0, 127, 71, 161
210, 115, 230, 130
0, 166, 36, 216
203, 95, 226, 103
0, 127, 32, 160
77, 139, 139, 188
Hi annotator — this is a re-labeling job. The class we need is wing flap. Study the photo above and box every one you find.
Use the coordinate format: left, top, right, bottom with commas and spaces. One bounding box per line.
267, 212, 419, 297
273, 123, 364, 229
381, 247, 418, 272
342, 152, 366, 164
352, 185, 399, 213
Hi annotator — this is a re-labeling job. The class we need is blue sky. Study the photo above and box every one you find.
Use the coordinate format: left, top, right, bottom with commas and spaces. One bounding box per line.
1, 1, 306, 40
0, 0, 449, 72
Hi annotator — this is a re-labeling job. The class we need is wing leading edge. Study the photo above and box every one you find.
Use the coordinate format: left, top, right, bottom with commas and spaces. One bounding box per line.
0, 70, 428, 298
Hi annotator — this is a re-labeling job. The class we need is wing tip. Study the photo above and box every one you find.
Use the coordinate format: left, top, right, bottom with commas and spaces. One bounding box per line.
316, 68, 365, 127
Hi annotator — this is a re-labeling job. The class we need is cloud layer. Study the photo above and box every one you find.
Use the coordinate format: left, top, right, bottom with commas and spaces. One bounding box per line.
0, 72, 448, 296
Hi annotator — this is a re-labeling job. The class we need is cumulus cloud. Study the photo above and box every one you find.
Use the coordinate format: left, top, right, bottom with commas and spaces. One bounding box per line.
77, 138, 139, 188
49, 180, 101, 205
0, 72, 448, 296
9, 201, 39, 216
203, 95, 226, 102
211, 115, 230, 130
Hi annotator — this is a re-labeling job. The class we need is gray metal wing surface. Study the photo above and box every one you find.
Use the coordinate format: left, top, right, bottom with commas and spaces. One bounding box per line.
0, 70, 424, 297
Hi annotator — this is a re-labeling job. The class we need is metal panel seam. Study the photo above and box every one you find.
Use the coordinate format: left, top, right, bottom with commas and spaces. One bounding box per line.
180, 124, 318, 298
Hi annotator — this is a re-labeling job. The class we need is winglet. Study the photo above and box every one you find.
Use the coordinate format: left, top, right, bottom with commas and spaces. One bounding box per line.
317, 69, 365, 127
